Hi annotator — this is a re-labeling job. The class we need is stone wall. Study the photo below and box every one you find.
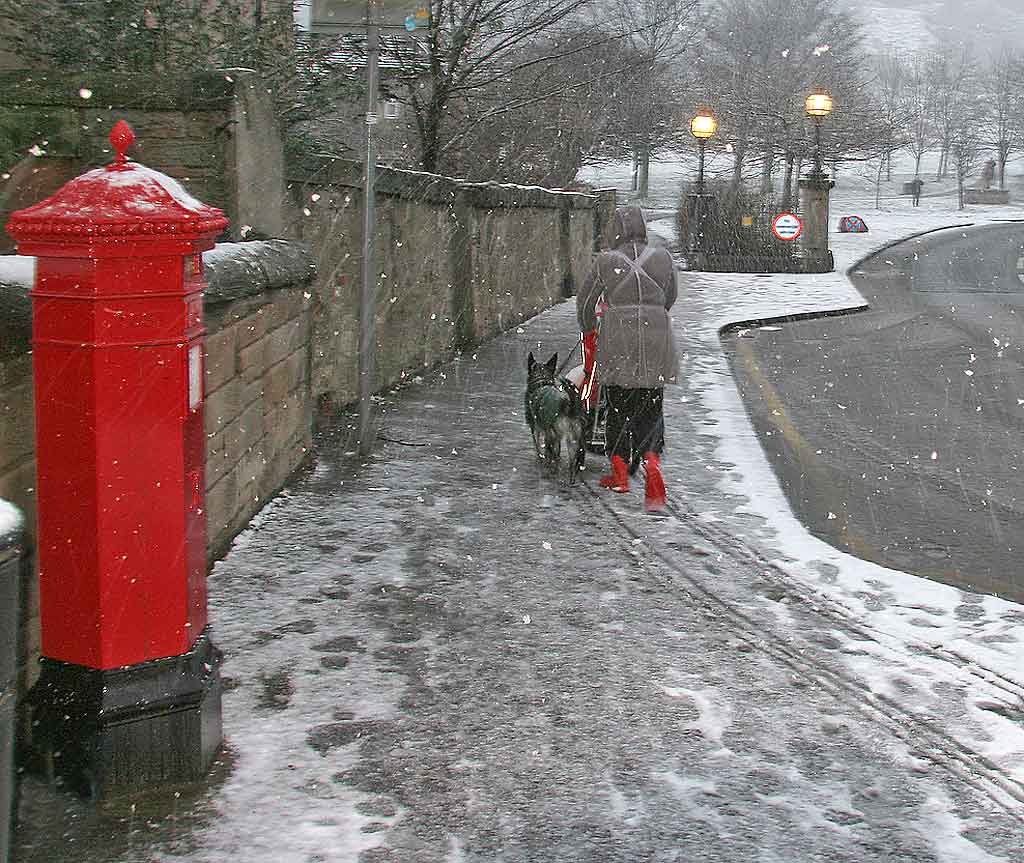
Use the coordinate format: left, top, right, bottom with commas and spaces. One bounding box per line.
0, 70, 293, 249
201, 242, 316, 560
288, 156, 615, 407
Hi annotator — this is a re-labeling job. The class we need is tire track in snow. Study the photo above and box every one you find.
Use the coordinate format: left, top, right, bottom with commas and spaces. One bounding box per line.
580, 477, 1024, 822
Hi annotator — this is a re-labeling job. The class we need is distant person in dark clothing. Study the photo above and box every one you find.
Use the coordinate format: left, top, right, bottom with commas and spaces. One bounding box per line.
910, 177, 924, 206
982, 159, 996, 190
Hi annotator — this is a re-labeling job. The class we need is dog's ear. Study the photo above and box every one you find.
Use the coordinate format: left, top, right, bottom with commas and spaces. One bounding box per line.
545, 353, 558, 373
527, 351, 535, 368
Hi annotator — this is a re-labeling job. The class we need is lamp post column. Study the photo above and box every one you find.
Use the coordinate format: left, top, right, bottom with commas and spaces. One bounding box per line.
688, 108, 717, 271
358, 0, 380, 456
697, 138, 707, 197
801, 89, 835, 274
813, 119, 823, 178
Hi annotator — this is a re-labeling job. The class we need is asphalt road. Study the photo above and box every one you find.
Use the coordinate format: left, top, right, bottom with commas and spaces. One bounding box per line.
724, 225, 1024, 602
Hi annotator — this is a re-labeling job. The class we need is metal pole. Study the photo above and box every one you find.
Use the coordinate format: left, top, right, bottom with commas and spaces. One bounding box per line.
358, 0, 380, 456
813, 119, 822, 178
697, 138, 706, 197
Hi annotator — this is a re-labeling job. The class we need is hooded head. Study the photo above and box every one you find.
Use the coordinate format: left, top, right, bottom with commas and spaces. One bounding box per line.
610, 206, 647, 247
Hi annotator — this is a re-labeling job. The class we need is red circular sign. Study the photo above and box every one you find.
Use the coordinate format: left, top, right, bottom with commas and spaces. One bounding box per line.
772, 212, 803, 241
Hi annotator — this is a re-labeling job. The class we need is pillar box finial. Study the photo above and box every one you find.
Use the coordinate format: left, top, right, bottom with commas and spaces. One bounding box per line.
109, 119, 135, 167
7, 119, 227, 254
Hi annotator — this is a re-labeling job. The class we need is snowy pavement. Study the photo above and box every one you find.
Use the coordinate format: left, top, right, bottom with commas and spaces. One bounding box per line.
15, 179, 1024, 862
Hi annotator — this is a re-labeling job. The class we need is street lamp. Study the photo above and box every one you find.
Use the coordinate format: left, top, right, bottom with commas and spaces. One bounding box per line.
805, 88, 834, 179
800, 88, 836, 274
687, 107, 717, 268
689, 107, 718, 196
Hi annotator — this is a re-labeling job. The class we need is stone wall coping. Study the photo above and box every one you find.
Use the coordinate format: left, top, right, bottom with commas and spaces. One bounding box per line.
204, 240, 316, 306
289, 156, 600, 210
0, 240, 315, 357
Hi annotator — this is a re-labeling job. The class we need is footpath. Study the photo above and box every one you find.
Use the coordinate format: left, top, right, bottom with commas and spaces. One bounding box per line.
13, 218, 1024, 863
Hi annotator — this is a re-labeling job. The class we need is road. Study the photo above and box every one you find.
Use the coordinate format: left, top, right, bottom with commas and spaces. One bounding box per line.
724, 224, 1024, 602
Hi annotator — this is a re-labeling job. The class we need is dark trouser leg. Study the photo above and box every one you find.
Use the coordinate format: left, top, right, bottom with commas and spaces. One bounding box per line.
605, 386, 665, 473
604, 385, 632, 464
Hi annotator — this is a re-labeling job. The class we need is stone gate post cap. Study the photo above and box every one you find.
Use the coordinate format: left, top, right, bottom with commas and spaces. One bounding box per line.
6, 120, 229, 246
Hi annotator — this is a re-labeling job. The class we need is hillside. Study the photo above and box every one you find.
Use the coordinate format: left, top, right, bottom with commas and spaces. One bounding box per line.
841, 0, 1024, 52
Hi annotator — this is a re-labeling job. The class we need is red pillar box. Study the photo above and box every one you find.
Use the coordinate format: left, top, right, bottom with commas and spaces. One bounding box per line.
7, 121, 227, 799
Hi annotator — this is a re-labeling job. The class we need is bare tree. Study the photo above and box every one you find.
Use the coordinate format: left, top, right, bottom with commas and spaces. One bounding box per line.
701, 0, 869, 199
873, 51, 906, 182
450, 30, 634, 184
951, 116, 985, 209
392, 0, 608, 175
928, 41, 979, 181
982, 46, 1024, 189
602, 0, 702, 197
901, 54, 936, 180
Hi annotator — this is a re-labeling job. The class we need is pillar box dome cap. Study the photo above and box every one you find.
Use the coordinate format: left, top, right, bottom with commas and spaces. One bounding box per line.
6, 120, 229, 245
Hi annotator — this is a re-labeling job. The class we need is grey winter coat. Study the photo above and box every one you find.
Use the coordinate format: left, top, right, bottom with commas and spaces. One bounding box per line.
577, 206, 679, 388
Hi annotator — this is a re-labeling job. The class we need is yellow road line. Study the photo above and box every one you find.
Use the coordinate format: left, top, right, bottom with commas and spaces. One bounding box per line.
734, 336, 876, 559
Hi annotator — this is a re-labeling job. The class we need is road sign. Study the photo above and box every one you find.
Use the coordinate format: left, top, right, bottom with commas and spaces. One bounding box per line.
310, 0, 420, 33
405, 7, 429, 29
772, 211, 803, 241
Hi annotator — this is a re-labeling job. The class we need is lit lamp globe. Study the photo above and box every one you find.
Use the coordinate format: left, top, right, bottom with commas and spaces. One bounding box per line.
805, 89, 834, 119
690, 109, 718, 140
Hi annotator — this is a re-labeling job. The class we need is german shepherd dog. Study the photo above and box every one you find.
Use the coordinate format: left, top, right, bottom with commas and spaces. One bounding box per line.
525, 352, 586, 485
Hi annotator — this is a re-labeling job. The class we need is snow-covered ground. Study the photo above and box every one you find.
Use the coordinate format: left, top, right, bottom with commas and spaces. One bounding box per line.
590, 155, 1024, 796
16, 154, 1024, 863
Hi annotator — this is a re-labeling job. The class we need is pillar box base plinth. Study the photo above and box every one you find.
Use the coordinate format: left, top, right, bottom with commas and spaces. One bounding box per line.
26, 630, 222, 800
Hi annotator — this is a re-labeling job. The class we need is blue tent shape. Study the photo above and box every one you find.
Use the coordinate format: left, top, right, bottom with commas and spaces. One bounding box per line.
838, 215, 869, 233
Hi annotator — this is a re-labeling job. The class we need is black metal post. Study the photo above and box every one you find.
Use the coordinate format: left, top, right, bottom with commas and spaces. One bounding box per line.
813, 119, 823, 178
358, 0, 380, 456
697, 138, 707, 197
1, 502, 23, 863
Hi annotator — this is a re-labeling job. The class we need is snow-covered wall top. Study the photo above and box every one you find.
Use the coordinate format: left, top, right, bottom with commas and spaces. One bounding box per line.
0, 240, 314, 358
0, 498, 23, 549
289, 155, 601, 211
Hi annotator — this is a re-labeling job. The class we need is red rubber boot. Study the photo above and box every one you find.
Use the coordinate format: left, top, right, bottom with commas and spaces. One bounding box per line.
599, 455, 630, 492
643, 452, 667, 512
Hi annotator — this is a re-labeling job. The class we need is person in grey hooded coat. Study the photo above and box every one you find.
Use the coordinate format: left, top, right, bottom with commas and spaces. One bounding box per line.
577, 206, 679, 511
